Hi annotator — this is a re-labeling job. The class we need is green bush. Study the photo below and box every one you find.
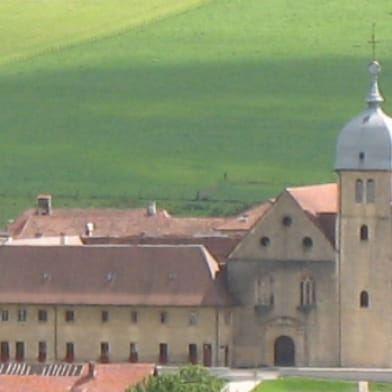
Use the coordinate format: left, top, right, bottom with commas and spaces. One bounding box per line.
126, 365, 225, 392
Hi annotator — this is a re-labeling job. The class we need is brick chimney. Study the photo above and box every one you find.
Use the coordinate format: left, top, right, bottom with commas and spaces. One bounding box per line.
36, 194, 52, 216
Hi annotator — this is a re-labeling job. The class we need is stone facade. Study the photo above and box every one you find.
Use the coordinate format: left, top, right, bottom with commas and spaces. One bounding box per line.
227, 189, 338, 367
0, 304, 232, 366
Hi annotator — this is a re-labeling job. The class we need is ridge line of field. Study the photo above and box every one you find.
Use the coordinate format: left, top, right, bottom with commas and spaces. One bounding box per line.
0, 0, 216, 68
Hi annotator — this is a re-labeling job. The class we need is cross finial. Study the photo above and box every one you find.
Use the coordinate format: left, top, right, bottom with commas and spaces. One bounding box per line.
368, 23, 380, 60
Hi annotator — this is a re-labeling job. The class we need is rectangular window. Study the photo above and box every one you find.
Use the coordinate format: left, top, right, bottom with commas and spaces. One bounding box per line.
65, 310, 74, 323
159, 343, 168, 364
17, 309, 27, 322
188, 343, 197, 364
0, 342, 9, 362
38, 309, 48, 322
300, 277, 316, 308
131, 310, 138, 323
160, 311, 168, 324
366, 179, 375, 203
129, 342, 138, 363
224, 311, 232, 326
100, 342, 109, 363
15, 341, 24, 362
101, 310, 109, 323
0, 310, 8, 322
189, 312, 197, 326
65, 342, 74, 363
38, 341, 47, 362
202, 343, 212, 367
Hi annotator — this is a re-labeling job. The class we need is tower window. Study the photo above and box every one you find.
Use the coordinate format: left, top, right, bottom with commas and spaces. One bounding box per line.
360, 291, 369, 308
366, 179, 375, 203
360, 225, 368, 241
359, 151, 365, 161
355, 179, 364, 203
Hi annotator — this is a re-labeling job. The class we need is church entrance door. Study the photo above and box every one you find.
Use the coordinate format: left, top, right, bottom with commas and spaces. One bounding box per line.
274, 335, 295, 366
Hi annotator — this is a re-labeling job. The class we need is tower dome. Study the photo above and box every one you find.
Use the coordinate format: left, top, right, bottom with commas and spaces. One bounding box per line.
335, 60, 392, 171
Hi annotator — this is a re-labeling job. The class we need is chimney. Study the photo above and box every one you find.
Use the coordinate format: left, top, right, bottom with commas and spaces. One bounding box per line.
147, 202, 157, 216
88, 361, 97, 379
85, 222, 94, 237
36, 194, 52, 216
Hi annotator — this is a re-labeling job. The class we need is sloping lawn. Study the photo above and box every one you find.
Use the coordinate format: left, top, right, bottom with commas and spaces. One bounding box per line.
255, 377, 357, 392
255, 378, 392, 392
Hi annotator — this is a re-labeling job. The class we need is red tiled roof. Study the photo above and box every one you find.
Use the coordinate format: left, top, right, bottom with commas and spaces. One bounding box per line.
0, 363, 154, 392
0, 245, 236, 306
287, 183, 338, 246
287, 183, 338, 215
9, 208, 228, 239
71, 363, 155, 392
82, 236, 240, 264
216, 201, 273, 232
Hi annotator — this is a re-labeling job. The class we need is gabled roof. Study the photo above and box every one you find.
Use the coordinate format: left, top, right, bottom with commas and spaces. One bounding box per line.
8, 208, 228, 239
0, 245, 236, 306
286, 183, 337, 246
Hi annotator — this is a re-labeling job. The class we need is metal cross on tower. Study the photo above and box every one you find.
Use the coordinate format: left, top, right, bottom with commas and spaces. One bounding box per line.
368, 23, 380, 60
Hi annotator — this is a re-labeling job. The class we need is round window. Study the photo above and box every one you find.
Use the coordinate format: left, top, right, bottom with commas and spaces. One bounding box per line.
260, 236, 270, 247
303, 236, 313, 248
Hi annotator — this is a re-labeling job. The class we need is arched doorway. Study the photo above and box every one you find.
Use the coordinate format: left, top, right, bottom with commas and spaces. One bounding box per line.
274, 335, 295, 366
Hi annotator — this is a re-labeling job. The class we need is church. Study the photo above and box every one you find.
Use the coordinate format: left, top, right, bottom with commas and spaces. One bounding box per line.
1, 59, 392, 368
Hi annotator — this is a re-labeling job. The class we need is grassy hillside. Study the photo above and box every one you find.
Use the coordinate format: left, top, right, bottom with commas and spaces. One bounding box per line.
0, 0, 391, 224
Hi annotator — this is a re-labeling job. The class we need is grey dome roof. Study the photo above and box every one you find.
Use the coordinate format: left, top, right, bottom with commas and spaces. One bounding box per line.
335, 61, 392, 171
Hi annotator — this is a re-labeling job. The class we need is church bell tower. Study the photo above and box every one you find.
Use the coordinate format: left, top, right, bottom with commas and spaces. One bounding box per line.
335, 60, 392, 366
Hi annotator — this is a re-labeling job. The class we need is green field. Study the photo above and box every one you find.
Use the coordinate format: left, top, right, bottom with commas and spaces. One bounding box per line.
255, 378, 392, 392
0, 0, 391, 225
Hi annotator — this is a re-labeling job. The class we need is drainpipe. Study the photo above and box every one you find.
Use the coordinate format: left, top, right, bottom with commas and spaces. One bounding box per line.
215, 308, 220, 366
53, 305, 58, 361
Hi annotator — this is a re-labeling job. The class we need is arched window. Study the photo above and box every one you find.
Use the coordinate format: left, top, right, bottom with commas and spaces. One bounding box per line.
255, 275, 274, 306
360, 225, 368, 241
355, 179, 364, 203
300, 277, 315, 307
366, 179, 375, 203
360, 291, 369, 308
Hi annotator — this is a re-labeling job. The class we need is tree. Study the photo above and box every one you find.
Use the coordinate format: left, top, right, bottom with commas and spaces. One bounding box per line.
126, 365, 225, 392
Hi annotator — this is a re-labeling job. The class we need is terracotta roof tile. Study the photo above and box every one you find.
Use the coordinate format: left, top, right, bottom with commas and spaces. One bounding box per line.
0, 363, 154, 392
82, 236, 240, 264
216, 201, 273, 232
287, 183, 337, 215
9, 208, 228, 239
0, 245, 236, 306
